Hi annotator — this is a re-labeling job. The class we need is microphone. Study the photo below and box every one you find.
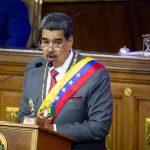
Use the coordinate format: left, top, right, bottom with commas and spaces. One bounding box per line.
34, 62, 43, 68
71, 12, 84, 18
0, 62, 43, 83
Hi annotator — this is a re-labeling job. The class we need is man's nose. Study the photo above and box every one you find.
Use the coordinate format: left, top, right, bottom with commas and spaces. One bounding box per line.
47, 43, 54, 51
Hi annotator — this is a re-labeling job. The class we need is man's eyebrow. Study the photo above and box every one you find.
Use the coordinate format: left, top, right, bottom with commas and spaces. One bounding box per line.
41, 38, 63, 41
41, 37, 48, 40
52, 38, 63, 41
55, 38, 63, 40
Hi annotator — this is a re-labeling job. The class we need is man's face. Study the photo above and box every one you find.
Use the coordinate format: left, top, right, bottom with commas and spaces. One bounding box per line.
40, 29, 73, 67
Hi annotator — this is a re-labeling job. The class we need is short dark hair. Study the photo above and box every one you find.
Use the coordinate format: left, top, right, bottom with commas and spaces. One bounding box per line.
40, 12, 73, 39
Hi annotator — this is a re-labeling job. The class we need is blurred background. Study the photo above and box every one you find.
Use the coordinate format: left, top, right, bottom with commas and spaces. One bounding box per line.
25, 0, 150, 52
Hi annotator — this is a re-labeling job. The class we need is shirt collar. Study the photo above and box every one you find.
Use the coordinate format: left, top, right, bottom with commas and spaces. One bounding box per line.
50, 49, 73, 75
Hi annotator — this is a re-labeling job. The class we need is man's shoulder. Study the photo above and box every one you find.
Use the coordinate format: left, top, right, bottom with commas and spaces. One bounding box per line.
76, 51, 105, 68
27, 57, 45, 66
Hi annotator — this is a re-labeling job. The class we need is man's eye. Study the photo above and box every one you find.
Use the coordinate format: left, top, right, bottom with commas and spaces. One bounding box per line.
54, 41, 62, 45
41, 40, 49, 44
43, 40, 49, 43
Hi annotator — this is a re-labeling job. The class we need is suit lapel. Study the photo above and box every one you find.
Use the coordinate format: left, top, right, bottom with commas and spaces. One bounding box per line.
36, 58, 48, 109
67, 50, 83, 71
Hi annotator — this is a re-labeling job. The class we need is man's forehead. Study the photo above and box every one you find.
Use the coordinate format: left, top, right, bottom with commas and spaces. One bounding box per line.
42, 29, 64, 35
41, 29, 65, 39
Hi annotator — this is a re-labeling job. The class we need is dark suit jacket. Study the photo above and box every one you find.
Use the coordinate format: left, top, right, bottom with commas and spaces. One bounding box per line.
0, 0, 31, 48
18, 51, 113, 150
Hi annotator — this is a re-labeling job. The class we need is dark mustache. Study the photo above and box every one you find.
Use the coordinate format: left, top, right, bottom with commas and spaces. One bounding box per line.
47, 51, 57, 58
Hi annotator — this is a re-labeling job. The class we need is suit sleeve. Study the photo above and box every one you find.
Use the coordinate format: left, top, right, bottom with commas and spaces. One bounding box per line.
18, 64, 31, 123
6, 0, 31, 47
56, 68, 113, 142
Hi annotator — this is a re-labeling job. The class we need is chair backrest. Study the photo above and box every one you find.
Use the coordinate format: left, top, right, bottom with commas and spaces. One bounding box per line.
23, 0, 43, 48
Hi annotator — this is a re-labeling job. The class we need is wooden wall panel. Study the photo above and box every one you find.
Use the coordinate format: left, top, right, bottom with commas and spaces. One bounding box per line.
0, 91, 22, 121
111, 97, 122, 150
139, 101, 150, 150
42, 1, 150, 53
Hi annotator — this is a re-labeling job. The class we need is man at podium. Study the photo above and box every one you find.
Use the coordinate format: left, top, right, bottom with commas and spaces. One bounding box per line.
18, 12, 113, 150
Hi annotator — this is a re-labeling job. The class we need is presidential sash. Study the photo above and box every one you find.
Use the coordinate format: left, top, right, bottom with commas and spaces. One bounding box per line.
37, 57, 104, 123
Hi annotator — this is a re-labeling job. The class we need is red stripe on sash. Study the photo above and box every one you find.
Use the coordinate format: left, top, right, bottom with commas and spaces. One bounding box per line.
51, 63, 104, 123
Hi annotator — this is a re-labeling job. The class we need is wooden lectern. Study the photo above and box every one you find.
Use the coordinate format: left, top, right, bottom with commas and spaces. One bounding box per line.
0, 121, 74, 150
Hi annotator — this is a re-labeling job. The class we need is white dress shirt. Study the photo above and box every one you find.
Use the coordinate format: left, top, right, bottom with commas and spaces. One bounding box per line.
46, 50, 73, 95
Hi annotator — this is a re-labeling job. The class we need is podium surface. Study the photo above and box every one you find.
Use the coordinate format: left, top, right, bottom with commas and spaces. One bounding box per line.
0, 121, 74, 150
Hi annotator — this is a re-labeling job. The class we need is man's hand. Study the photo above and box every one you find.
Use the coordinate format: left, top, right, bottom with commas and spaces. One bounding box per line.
37, 116, 54, 131
37, 116, 45, 126
44, 119, 54, 130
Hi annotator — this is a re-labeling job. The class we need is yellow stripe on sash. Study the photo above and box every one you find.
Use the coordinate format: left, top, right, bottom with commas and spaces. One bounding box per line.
37, 57, 94, 114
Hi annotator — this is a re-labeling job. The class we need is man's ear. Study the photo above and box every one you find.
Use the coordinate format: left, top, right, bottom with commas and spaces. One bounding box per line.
67, 36, 73, 50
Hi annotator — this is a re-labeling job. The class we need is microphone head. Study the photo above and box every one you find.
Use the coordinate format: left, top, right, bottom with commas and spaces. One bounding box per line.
35, 62, 43, 68
48, 62, 53, 67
